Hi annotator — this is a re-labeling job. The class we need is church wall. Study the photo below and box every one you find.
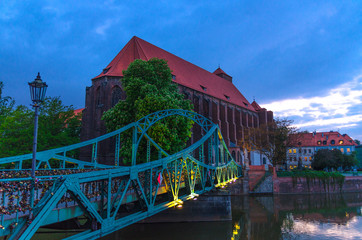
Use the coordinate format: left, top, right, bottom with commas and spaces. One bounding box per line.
80, 77, 265, 166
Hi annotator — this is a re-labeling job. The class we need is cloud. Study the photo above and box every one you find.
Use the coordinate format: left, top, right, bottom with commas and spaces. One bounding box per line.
262, 74, 362, 132
95, 19, 114, 36
0, 3, 18, 21
290, 217, 362, 240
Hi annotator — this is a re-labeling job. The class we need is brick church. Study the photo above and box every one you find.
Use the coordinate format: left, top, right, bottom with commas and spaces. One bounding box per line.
80, 36, 273, 166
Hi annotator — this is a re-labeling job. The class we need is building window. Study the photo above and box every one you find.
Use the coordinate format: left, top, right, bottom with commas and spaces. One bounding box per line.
288, 149, 292, 153
103, 67, 111, 74
298, 149, 302, 153
331, 140, 335, 145
323, 141, 327, 145
308, 149, 311, 153
304, 157, 307, 161
309, 157, 312, 161
171, 74, 176, 80
303, 149, 306, 154
263, 157, 266, 165
347, 148, 350, 153
317, 141, 321, 145
293, 149, 296, 154
95, 87, 101, 106
111, 86, 124, 107
200, 85, 207, 91
339, 140, 344, 144
341, 148, 344, 153
224, 95, 230, 100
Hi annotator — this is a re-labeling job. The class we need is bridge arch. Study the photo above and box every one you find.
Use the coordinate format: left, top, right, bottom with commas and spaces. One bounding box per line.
132, 109, 216, 164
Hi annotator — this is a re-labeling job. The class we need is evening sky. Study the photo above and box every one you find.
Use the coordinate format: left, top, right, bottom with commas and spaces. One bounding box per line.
1, 1, 361, 140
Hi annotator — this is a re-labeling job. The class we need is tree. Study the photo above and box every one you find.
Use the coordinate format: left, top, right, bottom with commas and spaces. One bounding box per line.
341, 151, 358, 170
239, 118, 299, 166
312, 149, 358, 170
0, 81, 15, 123
0, 96, 81, 158
312, 149, 336, 170
102, 58, 193, 164
354, 139, 361, 145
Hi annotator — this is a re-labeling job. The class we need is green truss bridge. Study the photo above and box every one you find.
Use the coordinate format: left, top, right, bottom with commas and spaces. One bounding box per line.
0, 109, 242, 240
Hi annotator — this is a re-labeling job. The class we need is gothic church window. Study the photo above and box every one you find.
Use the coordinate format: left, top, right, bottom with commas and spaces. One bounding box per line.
111, 86, 124, 107
96, 87, 101, 106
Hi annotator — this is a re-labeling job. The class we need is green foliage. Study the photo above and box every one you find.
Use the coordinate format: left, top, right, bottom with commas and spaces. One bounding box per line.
0, 96, 81, 158
102, 58, 193, 164
0, 81, 15, 122
356, 148, 362, 170
312, 149, 358, 171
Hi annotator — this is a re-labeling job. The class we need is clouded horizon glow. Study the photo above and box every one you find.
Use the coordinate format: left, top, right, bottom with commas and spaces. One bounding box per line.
263, 74, 362, 139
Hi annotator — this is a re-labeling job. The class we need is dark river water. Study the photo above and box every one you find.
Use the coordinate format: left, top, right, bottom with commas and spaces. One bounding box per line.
35, 193, 362, 240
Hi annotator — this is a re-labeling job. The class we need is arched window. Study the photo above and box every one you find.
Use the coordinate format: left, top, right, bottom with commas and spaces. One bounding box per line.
95, 87, 101, 106
232, 151, 236, 160
111, 86, 124, 107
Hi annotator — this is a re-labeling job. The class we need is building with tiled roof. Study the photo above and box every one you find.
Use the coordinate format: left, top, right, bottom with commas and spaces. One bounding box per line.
80, 36, 273, 165
286, 131, 358, 169
74, 108, 84, 116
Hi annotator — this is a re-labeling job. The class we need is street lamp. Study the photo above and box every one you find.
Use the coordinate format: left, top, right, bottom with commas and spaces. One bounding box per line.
28, 72, 47, 178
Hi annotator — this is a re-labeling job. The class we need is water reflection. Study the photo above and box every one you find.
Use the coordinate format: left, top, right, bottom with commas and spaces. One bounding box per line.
108, 193, 362, 240
33, 193, 362, 239
234, 193, 362, 240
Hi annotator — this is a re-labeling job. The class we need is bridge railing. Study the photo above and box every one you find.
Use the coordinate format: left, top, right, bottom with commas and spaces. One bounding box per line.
0, 109, 242, 240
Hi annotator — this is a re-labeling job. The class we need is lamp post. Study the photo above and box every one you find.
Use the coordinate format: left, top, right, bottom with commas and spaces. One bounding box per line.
28, 72, 48, 179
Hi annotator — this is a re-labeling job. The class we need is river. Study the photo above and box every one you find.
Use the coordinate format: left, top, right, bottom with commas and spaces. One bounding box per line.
35, 193, 362, 240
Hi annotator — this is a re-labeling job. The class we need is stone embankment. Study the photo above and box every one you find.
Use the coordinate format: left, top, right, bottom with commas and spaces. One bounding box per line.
245, 166, 362, 194
273, 175, 362, 194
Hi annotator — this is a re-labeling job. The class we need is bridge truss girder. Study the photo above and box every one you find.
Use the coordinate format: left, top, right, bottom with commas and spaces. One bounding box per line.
0, 109, 242, 240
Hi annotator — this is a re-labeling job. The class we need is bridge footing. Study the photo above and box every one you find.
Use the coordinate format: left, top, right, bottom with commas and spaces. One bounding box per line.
142, 191, 232, 223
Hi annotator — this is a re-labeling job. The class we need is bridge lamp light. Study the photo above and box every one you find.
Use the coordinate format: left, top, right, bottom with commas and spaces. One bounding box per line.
28, 72, 48, 179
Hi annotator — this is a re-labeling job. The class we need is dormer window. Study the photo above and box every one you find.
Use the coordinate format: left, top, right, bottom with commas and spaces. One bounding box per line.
317, 141, 321, 145
171, 74, 176, 80
331, 140, 335, 145
243, 102, 248, 106
103, 67, 111, 74
200, 85, 207, 91
339, 140, 344, 144
224, 95, 230, 100
323, 141, 327, 145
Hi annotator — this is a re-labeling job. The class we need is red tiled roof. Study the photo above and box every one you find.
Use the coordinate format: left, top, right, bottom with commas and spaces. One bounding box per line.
213, 67, 231, 77
74, 108, 84, 116
93, 36, 255, 112
251, 100, 264, 111
290, 131, 358, 147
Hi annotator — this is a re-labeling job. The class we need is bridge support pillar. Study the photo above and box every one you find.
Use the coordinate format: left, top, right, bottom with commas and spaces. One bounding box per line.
243, 169, 249, 194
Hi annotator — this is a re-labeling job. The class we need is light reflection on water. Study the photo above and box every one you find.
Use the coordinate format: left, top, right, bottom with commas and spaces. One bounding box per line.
34, 193, 362, 240
105, 193, 362, 240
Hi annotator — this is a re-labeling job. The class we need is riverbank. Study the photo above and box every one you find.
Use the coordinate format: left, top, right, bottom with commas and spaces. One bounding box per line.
248, 166, 362, 194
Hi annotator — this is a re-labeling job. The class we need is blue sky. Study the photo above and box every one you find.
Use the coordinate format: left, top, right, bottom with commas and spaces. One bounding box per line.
1, 1, 361, 140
